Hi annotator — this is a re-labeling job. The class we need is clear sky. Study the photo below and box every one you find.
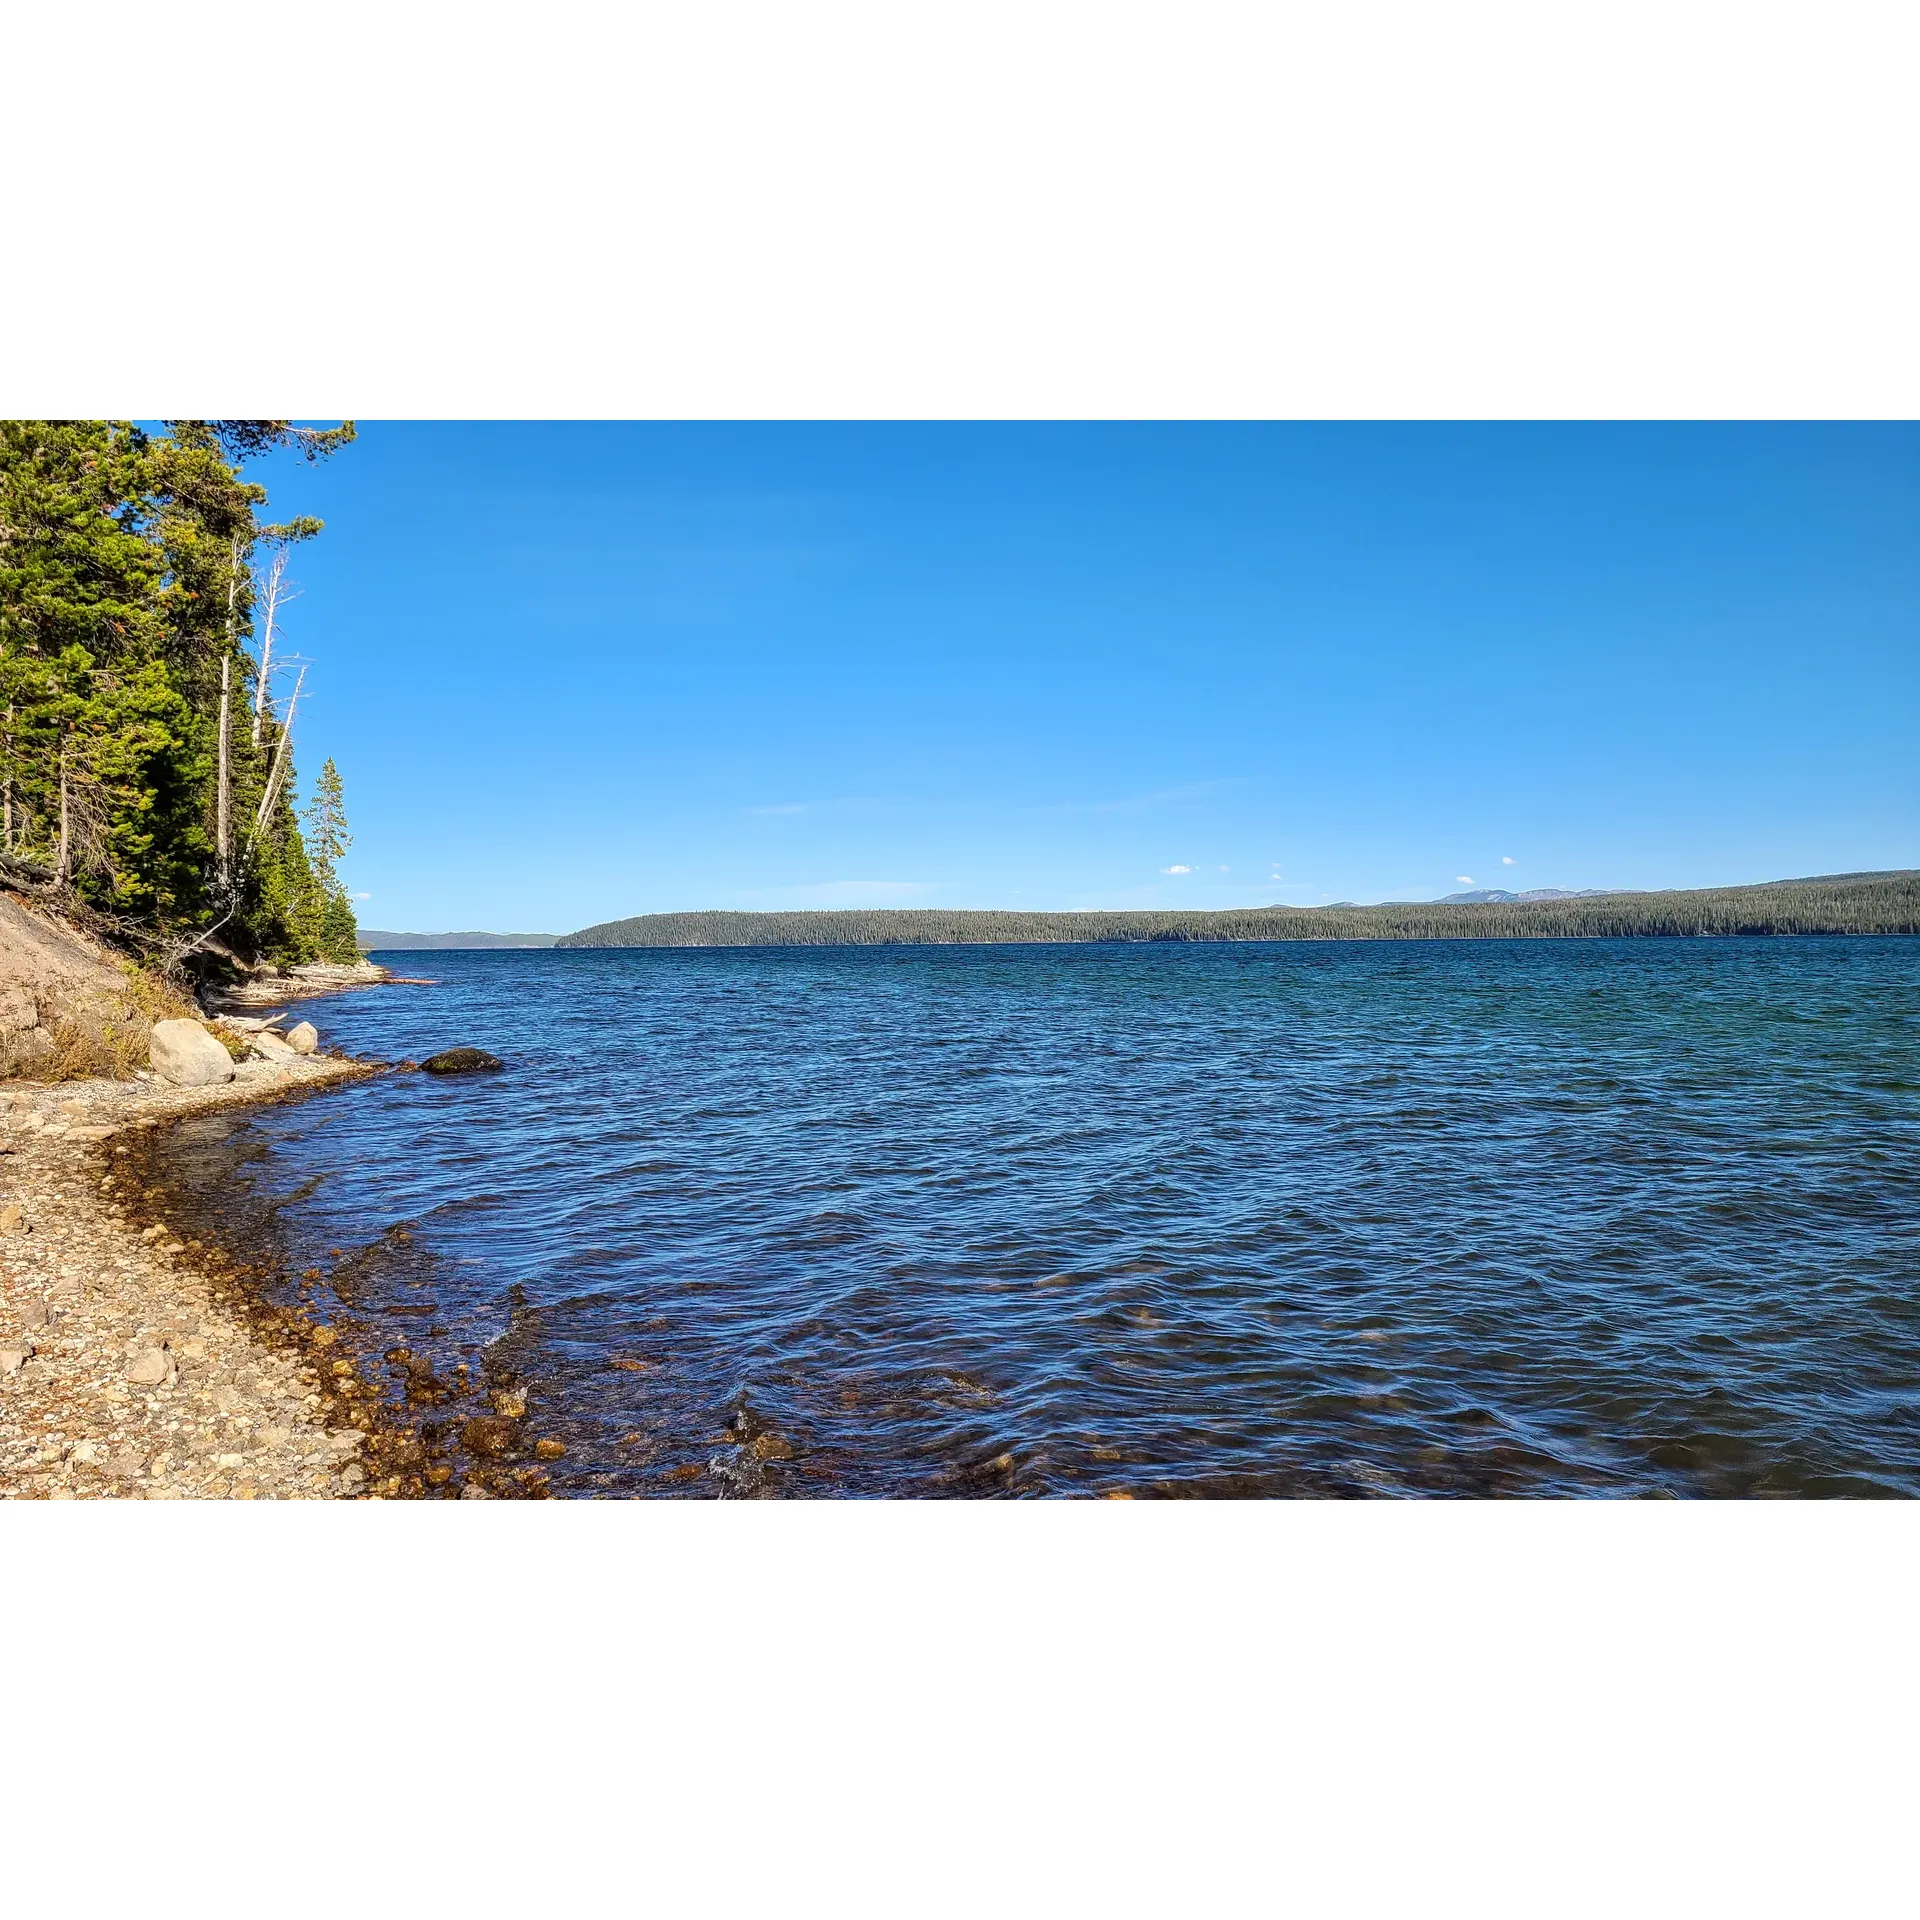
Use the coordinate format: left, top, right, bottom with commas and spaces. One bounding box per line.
235, 423, 1917, 932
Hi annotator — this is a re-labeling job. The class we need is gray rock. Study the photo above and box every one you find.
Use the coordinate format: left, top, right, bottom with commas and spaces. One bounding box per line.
150, 1019, 235, 1087
248, 1030, 298, 1063
286, 1021, 320, 1055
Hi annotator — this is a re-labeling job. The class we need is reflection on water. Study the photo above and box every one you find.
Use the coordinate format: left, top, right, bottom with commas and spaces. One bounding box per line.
149, 939, 1920, 1496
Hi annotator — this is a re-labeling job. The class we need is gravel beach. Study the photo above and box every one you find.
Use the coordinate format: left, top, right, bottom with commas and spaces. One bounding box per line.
0, 1056, 382, 1500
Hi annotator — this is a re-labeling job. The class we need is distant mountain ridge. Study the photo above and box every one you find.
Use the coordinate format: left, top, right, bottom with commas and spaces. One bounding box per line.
557, 870, 1920, 947
357, 931, 560, 950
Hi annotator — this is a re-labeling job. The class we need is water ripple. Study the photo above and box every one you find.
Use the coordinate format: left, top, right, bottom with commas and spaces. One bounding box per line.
149, 938, 1920, 1497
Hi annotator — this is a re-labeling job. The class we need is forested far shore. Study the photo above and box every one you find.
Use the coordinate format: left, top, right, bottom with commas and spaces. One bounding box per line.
558, 871, 1920, 947
0, 420, 360, 972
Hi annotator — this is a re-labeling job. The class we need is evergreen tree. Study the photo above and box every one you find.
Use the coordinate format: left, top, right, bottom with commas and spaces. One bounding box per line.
0, 418, 357, 969
302, 757, 361, 961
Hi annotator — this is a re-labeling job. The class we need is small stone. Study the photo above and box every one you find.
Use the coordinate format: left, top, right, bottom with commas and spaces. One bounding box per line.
338, 1463, 366, 1488
489, 1386, 528, 1418
126, 1346, 174, 1387
460, 1482, 493, 1499
0, 1345, 31, 1374
425, 1464, 453, 1486
286, 1021, 320, 1055
533, 1437, 567, 1460
214, 1452, 247, 1469
19, 1301, 51, 1330
462, 1416, 517, 1459
0, 1204, 23, 1234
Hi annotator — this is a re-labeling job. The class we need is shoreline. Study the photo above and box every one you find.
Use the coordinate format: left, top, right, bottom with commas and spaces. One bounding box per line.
1, 1055, 388, 1498
209, 958, 439, 1011
4, 965, 556, 1501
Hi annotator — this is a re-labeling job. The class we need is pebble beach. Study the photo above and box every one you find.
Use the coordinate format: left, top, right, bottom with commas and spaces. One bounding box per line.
0, 1055, 382, 1500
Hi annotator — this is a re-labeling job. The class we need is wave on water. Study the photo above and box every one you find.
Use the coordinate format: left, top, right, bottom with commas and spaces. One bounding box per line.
145, 938, 1920, 1497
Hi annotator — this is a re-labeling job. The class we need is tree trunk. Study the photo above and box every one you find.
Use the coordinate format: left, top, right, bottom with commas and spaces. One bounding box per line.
253, 665, 306, 842
216, 654, 232, 885
55, 742, 70, 885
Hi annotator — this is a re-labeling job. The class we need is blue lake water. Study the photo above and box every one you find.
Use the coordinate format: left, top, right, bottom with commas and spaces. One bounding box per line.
153, 939, 1920, 1496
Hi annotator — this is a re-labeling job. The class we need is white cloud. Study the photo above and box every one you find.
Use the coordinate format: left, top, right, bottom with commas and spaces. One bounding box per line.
353, 892, 371, 900
1501, 855, 1516, 866
1161, 864, 1193, 875
1456, 876, 1473, 886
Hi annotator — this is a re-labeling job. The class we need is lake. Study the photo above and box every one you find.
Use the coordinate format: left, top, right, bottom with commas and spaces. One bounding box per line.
148, 938, 1920, 1496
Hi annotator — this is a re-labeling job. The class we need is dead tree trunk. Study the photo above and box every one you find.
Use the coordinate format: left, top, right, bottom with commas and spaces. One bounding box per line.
252, 549, 289, 750
216, 654, 232, 886
54, 740, 71, 886
252, 664, 306, 845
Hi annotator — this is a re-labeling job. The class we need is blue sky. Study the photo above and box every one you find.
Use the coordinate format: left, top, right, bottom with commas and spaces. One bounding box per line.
235, 423, 1917, 931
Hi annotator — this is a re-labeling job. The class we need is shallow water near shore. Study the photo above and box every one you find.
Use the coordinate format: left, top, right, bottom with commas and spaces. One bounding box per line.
146, 940, 1920, 1496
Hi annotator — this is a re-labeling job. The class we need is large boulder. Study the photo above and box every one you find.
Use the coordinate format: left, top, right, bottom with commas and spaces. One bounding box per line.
150, 1019, 235, 1087
286, 1021, 320, 1055
422, 1047, 503, 1074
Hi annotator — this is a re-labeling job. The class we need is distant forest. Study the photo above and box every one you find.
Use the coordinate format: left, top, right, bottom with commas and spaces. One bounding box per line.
559, 871, 1920, 948
357, 931, 559, 950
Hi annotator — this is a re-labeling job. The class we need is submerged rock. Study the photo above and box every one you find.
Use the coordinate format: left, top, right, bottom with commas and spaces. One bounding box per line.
150, 1018, 235, 1087
421, 1047, 504, 1074
461, 1416, 518, 1458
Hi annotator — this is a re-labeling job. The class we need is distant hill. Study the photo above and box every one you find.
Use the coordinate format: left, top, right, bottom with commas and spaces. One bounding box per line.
357, 931, 560, 950
557, 871, 1920, 947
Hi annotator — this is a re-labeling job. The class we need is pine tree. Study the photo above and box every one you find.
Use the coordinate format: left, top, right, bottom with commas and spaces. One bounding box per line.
0, 418, 358, 967
302, 756, 360, 960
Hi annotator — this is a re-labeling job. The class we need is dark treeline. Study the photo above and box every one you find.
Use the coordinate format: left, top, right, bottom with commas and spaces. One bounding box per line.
560, 871, 1920, 948
0, 420, 360, 967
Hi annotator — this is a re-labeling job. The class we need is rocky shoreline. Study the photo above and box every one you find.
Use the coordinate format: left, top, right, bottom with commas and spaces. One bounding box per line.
210, 957, 436, 1010
3, 1041, 570, 1502
0, 1056, 387, 1499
